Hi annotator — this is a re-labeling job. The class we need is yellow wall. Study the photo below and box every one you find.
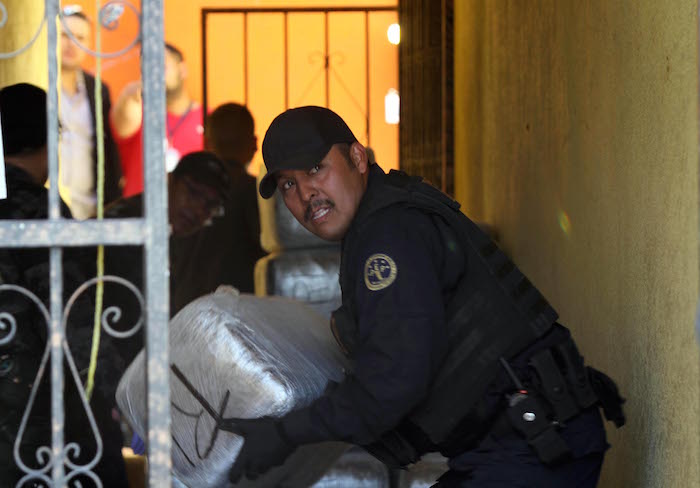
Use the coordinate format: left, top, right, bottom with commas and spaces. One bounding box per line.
455, 2, 699, 486
0, 0, 48, 89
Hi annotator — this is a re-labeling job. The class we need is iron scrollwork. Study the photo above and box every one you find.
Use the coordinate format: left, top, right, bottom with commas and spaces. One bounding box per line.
59, 0, 141, 59
1, 275, 145, 487
0, 1, 142, 61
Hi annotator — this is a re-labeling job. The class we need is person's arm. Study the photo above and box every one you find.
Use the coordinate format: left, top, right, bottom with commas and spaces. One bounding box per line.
281, 209, 449, 445
243, 177, 263, 255
110, 81, 142, 140
101, 82, 123, 203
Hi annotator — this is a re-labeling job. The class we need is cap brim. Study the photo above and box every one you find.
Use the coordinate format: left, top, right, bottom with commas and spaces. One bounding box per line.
259, 172, 278, 199
258, 144, 333, 199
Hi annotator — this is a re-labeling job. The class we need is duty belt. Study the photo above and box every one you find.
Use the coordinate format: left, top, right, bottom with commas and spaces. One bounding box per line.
497, 337, 625, 465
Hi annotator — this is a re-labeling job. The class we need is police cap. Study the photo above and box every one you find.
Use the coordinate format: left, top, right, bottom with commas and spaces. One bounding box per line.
172, 150, 232, 201
259, 106, 357, 199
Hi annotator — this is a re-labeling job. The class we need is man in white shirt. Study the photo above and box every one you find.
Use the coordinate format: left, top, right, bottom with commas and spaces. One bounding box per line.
59, 5, 122, 219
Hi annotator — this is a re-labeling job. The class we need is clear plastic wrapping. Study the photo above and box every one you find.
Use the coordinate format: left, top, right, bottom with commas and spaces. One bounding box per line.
116, 286, 350, 487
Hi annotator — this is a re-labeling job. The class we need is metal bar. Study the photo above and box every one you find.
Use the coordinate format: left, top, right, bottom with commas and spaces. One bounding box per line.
141, 0, 172, 485
47, 0, 60, 221
365, 11, 370, 146
284, 11, 289, 110
50, 247, 64, 485
0, 220, 148, 247
244, 12, 248, 106
46, 1, 66, 484
324, 11, 329, 107
202, 7, 396, 13
201, 10, 209, 117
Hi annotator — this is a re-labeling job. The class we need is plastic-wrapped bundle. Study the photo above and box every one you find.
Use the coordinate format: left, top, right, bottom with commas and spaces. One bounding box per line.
397, 453, 448, 488
116, 286, 350, 487
310, 447, 390, 487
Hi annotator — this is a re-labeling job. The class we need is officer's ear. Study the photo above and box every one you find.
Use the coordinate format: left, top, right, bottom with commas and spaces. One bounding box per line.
349, 142, 369, 175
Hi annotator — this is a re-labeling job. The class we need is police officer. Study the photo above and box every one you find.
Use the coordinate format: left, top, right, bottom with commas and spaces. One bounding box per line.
226, 106, 624, 487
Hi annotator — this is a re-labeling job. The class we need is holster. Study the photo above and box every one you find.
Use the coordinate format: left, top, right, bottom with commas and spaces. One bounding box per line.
500, 334, 625, 465
504, 391, 572, 465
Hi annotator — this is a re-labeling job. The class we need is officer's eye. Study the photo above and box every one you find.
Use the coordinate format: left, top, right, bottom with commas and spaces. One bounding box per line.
280, 180, 294, 191
0, 354, 15, 377
309, 164, 320, 175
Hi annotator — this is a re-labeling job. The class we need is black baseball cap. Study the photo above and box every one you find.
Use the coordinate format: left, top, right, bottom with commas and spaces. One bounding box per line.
259, 106, 357, 199
172, 151, 232, 201
0, 83, 47, 156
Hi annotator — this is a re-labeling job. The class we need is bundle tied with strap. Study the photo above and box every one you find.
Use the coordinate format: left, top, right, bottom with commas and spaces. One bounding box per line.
116, 287, 350, 487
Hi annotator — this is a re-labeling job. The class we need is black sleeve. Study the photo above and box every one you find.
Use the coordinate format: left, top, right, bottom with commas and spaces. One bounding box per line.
281, 209, 449, 445
242, 177, 263, 256
101, 82, 123, 204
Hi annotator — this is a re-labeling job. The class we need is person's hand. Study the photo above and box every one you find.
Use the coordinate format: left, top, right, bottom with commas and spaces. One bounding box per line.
226, 416, 296, 483
111, 81, 143, 138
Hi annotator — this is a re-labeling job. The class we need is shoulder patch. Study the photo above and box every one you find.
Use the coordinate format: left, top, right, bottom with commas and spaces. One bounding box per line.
364, 254, 398, 291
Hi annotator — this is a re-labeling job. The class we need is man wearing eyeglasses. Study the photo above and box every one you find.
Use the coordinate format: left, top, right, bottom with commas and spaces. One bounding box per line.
59, 5, 123, 219
100, 151, 231, 368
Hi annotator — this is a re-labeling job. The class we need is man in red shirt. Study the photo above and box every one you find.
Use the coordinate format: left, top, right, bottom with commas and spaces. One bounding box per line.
110, 43, 203, 197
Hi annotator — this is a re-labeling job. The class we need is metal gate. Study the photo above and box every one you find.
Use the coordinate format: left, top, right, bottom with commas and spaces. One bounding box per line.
0, 1, 172, 485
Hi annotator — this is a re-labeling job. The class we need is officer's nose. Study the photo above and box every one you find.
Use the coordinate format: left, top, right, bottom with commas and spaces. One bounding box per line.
297, 176, 317, 202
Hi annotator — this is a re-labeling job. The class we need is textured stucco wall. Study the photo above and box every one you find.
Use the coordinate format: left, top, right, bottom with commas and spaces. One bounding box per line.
454, 2, 699, 486
0, 0, 47, 89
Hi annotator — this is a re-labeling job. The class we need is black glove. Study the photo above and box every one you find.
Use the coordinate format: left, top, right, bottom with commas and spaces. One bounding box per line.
226, 416, 296, 483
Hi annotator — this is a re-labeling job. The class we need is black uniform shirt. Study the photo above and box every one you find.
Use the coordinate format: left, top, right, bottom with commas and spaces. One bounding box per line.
283, 167, 464, 446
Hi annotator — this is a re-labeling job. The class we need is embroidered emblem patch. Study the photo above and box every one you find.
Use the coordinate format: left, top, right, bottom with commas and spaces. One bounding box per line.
364, 254, 397, 291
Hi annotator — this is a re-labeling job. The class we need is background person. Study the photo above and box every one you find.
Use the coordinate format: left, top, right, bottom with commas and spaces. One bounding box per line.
0, 82, 128, 488
59, 5, 122, 218
170, 103, 264, 314
101, 150, 231, 369
110, 43, 203, 197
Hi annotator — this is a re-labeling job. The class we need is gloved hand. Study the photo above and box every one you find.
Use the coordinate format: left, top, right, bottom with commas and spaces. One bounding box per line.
226, 416, 296, 483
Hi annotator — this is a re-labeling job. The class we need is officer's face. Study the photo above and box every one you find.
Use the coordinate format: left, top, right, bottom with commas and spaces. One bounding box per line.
277, 143, 369, 241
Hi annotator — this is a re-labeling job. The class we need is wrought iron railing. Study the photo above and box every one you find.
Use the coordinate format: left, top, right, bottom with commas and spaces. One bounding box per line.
0, 1, 171, 485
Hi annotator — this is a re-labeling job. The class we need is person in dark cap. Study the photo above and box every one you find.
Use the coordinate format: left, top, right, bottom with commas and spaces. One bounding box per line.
225, 106, 625, 487
104, 149, 230, 236
101, 151, 230, 367
0, 83, 129, 487
170, 103, 265, 315
100, 150, 232, 454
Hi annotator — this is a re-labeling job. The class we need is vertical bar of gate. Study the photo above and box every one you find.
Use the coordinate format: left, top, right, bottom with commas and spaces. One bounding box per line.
141, 0, 172, 485
46, 0, 66, 484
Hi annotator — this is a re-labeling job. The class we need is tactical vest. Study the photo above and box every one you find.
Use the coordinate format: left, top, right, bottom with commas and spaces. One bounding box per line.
333, 167, 558, 447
